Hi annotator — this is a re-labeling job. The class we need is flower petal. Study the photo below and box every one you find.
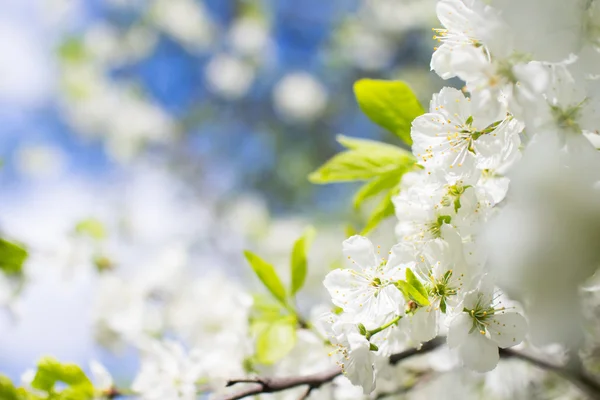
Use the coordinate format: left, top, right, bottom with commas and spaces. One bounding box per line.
409, 307, 438, 343
447, 312, 471, 349
343, 235, 377, 270
487, 312, 528, 348
458, 332, 499, 372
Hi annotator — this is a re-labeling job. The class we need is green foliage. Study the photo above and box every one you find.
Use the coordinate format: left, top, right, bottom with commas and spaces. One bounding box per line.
254, 315, 298, 365
74, 218, 107, 241
405, 269, 429, 303
0, 239, 28, 276
58, 38, 87, 64
245, 229, 322, 366
309, 134, 416, 234
396, 269, 430, 307
361, 188, 398, 235
244, 251, 288, 305
0, 375, 27, 400
353, 79, 424, 145
309, 135, 414, 184
30, 357, 94, 400
290, 226, 316, 295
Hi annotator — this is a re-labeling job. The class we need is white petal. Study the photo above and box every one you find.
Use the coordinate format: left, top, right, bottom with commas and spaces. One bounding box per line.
344, 333, 376, 394
487, 312, 527, 348
343, 236, 377, 269
409, 307, 438, 342
447, 313, 471, 349
386, 242, 416, 270
458, 333, 499, 372
90, 360, 113, 391
323, 269, 367, 311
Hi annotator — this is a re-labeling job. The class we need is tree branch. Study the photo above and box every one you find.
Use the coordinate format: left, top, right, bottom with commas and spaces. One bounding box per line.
500, 348, 600, 399
220, 337, 445, 400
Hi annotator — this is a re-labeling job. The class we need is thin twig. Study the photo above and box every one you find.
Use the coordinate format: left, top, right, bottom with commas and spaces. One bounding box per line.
221, 338, 445, 400
500, 348, 600, 399
298, 385, 313, 400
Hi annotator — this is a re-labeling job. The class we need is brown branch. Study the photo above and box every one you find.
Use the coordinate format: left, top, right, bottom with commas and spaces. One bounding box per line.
500, 348, 600, 399
298, 385, 313, 400
221, 337, 445, 400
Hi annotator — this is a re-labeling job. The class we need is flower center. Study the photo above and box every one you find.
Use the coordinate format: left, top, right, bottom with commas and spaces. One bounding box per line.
464, 294, 497, 334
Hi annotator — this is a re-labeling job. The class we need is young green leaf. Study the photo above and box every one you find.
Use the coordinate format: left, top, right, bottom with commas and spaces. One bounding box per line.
353, 79, 424, 145
244, 250, 287, 305
0, 375, 25, 400
290, 226, 317, 295
309, 137, 415, 184
336, 135, 408, 152
353, 173, 400, 210
31, 357, 94, 399
309, 149, 407, 184
361, 188, 397, 235
405, 268, 429, 303
395, 279, 430, 307
75, 218, 107, 241
255, 317, 297, 365
0, 239, 28, 276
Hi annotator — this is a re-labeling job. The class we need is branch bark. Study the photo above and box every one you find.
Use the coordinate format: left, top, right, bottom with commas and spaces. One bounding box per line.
221, 336, 600, 400
500, 348, 600, 399
220, 337, 445, 400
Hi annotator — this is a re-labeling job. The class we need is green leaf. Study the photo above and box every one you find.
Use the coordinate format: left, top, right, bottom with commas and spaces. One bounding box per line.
309, 138, 414, 184
75, 218, 106, 241
0, 375, 25, 400
290, 226, 317, 296
0, 239, 28, 276
58, 38, 87, 64
395, 279, 430, 307
361, 189, 397, 235
244, 251, 287, 305
405, 269, 429, 302
353, 79, 425, 145
255, 317, 297, 365
309, 150, 410, 184
353, 173, 402, 210
344, 225, 358, 238
336, 135, 407, 152
31, 357, 94, 399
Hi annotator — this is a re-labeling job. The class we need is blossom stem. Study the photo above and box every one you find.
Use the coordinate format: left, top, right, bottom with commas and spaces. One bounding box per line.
365, 315, 402, 340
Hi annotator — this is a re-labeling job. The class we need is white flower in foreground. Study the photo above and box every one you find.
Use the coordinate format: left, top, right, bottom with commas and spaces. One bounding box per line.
324, 312, 381, 394
531, 64, 600, 136
447, 278, 527, 372
403, 225, 469, 343
431, 0, 487, 80
132, 340, 205, 400
393, 172, 488, 243
323, 236, 406, 322
411, 87, 522, 177
483, 132, 600, 346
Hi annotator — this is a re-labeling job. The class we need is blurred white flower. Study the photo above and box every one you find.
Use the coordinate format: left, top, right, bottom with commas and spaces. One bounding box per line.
90, 360, 114, 395
151, 0, 214, 51
132, 339, 204, 400
273, 72, 328, 122
167, 274, 252, 347
484, 132, 600, 346
229, 17, 269, 57
345, 28, 393, 72
15, 144, 66, 179
205, 54, 255, 100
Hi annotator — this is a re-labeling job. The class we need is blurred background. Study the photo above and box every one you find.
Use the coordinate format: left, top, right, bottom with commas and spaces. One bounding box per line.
0, 0, 445, 387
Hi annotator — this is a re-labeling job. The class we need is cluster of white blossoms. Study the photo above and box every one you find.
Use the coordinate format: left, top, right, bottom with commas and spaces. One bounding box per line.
323, 0, 600, 393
